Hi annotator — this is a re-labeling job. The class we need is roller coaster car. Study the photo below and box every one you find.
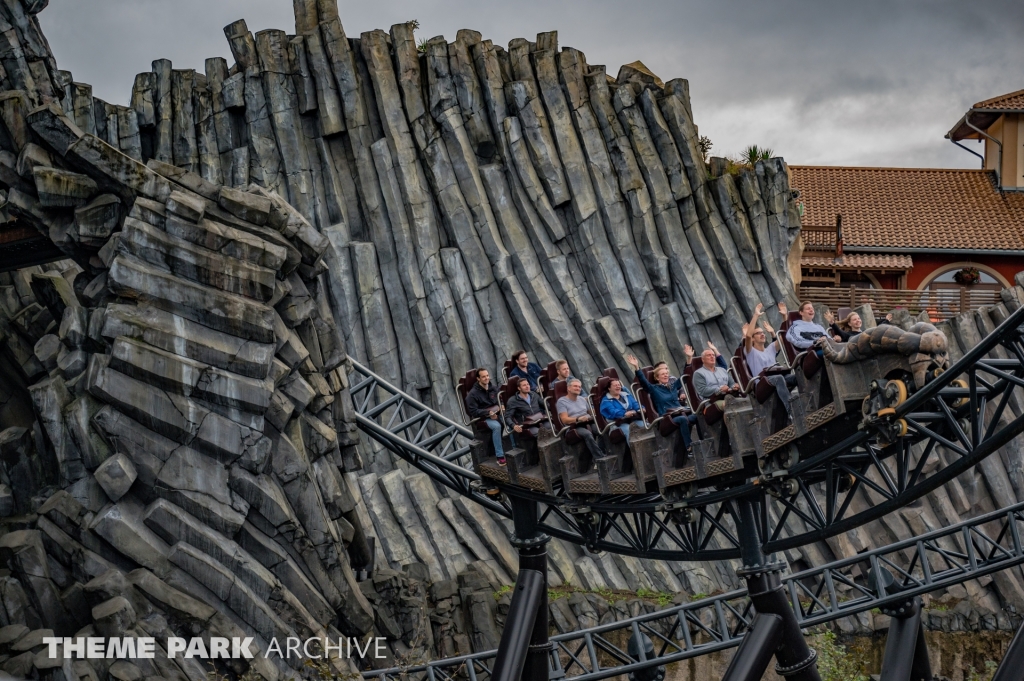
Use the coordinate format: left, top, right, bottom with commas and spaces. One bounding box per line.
676, 361, 747, 481
570, 373, 660, 495
500, 359, 514, 384
729, 345, 791, 455
631, 368, 702, 498
456, 370, 522, 485
762, 318, 924, 460
496, 379, 562, 494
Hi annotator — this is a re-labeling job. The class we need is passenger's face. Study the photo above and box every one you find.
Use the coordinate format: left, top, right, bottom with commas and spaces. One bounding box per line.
518, 380, 531, 395
558, 364, 570, 379
655, 367, 669, 385
478, 370, 490, 386
850, 314, 862, 330
568, 381, 581, 396
517, 354, 529, 368
609, 381, 622, 397
801, 304, 815, 321
753, 330, 766, 344
702, 350, 716, 368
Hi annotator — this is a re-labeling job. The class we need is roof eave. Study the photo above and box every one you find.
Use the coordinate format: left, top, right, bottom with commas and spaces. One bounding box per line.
847, 246, 1024, 257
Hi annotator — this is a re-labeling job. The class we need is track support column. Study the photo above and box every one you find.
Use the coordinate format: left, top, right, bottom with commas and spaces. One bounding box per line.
734, 498, 821, 681
508, 494, 551, 680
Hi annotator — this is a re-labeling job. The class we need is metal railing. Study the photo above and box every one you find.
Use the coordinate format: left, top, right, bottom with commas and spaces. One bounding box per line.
798, 285, 1002, 321
362, 499, 1024, 680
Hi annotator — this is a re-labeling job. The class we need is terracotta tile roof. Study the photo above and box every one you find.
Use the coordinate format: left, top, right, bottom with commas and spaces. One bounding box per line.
790, 166, 1024, 251
973, 88, 1024, 111
801, 253, 913, 270
948, 89, 1024, 140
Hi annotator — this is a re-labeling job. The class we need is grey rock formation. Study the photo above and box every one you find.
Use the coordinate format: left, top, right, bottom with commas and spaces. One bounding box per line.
1, 0, 1022, 675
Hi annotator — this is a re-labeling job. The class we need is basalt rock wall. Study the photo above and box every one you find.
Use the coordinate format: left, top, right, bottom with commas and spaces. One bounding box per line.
0, 0, 1023, 678
32, 0, 804, 466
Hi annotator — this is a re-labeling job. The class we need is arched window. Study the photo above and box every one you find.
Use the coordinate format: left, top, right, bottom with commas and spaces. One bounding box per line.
919, 263, 1009, 292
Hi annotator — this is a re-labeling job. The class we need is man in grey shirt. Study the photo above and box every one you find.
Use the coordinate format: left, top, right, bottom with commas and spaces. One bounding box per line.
693, 346, 738, 411
556, 378, 604, 462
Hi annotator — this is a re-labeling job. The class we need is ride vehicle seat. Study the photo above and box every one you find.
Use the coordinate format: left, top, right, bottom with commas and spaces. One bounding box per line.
683, 359, 725, 426
545, 379, 582, 445
780, 310, 824, 379
457, 369, 503, 441
502, 376, 545, 440
633, 366, 686, 437
591, 375, 643, 445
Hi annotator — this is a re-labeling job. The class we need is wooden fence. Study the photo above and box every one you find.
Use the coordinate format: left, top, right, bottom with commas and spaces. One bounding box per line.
798, 285, 1002, 321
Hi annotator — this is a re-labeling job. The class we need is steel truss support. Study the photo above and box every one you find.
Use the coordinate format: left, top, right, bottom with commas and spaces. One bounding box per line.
491, 496, 551, 681
733, 498, 820, 681
878, 596, 931, 681
363, 500, 1024, 680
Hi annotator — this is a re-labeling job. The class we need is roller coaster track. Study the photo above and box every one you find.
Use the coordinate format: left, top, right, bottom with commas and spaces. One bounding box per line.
361, 499, 1024, 680
349, 302, 1024, 562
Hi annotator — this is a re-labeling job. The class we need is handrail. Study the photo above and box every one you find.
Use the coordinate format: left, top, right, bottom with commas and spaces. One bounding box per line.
798, 285, 1001, 321
363, 499, 1024, 680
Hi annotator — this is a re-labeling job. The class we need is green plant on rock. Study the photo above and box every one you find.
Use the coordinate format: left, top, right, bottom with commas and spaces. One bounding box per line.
493, 584, 512, 601
811, 630, 868, 681
698, 135, 713, 164
967, 660, 998, 681
741, 144, 774, 166
417, 38, 428, 53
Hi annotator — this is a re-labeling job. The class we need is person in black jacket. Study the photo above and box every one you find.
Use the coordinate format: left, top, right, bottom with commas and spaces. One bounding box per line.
509, 350, 544, 392
466, 368, 506, 464
504, 378, 545, 445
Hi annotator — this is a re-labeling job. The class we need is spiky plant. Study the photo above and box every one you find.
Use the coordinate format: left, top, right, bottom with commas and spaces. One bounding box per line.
742, 144, 774, 166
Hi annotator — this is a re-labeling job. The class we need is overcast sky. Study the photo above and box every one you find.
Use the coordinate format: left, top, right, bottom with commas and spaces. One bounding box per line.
38, 0, 1024, 168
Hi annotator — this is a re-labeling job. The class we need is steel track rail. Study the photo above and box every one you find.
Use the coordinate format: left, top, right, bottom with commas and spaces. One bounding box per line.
362, 500, 1024, 680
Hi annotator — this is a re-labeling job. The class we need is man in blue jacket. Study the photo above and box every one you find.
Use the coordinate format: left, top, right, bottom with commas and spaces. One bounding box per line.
600, 379, 642, 443
509, 350, 543, 392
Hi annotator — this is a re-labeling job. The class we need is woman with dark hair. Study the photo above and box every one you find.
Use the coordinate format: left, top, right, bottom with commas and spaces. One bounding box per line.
826, 310, 894, 342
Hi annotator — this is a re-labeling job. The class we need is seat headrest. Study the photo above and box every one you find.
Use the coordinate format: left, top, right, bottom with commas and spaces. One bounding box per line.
601, 367, 619, 381
552, 380, 570, 400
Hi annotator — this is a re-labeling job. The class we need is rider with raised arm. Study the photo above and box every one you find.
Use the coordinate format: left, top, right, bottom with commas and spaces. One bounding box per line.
743, 303, 797, 415
628, 353, 699, 453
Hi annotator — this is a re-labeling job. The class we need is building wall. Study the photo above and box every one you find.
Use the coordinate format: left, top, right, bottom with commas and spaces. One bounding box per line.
1017, 114, 1024, 188
982, 113, 1023, 189
1003, 113, 1019, 188
985, 117, 1002, 173
906, 253, 1023, 289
